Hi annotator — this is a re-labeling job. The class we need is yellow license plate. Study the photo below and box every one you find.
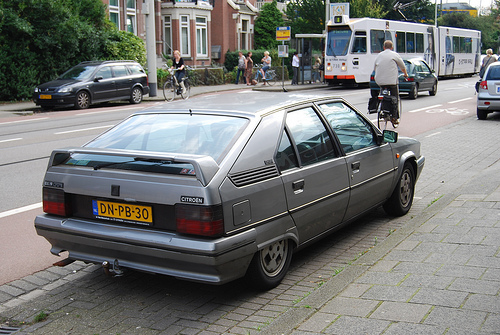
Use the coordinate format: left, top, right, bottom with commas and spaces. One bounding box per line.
92, 200, 153, 225
39, 94, 52, 99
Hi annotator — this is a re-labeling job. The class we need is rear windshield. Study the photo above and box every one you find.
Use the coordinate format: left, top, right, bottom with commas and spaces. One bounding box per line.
59, 65, 98, 80
486, 66, 500, 80
62, 113, 249, 174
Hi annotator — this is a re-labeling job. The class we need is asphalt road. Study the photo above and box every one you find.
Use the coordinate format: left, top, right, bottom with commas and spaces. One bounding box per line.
0, 76, 478, 286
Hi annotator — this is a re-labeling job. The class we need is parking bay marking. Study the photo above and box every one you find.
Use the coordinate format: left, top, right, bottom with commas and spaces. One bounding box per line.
449, 97, 473, 104
0, 138, 22, 144
0, 202, 42, 219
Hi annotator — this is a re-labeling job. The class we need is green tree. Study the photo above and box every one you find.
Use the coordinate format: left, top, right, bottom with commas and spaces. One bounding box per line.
285, 0, 325, 36
0, 0, 146, 101
350, 0, 387, 19
254, 0, 285, 49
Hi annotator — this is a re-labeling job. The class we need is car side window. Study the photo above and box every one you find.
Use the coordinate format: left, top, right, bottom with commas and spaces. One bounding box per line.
285, 107, 336, 167
127, 65, 145, 75
276, 130, 299, 172
318, 102, 376, 154
112, 65, 129, 78
96, 67, 112, 80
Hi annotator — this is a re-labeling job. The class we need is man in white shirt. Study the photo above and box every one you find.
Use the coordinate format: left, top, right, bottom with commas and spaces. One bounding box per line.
374, 40, 408, 123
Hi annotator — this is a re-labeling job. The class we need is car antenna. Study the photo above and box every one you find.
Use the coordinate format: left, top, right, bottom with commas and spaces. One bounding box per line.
189, 109, 193, 116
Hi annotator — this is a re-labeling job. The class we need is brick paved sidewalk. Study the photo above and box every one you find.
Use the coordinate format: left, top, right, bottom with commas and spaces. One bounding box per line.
1, 114, 499, 334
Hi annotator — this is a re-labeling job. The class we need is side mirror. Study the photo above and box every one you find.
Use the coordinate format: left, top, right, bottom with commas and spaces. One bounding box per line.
383, 130, 398, 143
94, 76, 103, 82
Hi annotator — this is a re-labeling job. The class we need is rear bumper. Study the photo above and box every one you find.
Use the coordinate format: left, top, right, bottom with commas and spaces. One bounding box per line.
35, 214, 257, 284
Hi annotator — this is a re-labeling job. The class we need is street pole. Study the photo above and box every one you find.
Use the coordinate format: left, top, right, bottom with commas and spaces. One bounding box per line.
145, 0, 157, 96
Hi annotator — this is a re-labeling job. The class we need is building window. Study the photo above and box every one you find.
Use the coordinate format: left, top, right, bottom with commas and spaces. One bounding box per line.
241, 19, 249, 50
196, 17, 208, 57
126, 0, 136, 34
180, 15, 190, 57
109, 0, 120, 28
164, 16, 172, 56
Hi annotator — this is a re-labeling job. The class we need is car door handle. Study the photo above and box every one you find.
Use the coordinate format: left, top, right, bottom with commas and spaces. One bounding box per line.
292, 179, 305, 194
351, 161, 360, 172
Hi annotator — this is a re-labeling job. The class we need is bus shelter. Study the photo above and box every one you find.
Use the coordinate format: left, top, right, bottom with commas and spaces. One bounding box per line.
295, 33, 325, 84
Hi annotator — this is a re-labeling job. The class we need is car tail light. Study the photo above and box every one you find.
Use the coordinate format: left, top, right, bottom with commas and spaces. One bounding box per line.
480, 81, 488, 90
176, 204, 223, 237
405, 77, 414, 82
43, 187, 72, 217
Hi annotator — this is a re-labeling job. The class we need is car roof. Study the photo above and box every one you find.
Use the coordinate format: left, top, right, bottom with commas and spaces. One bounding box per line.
77, 60, 141, 66
137, 93, 346, 118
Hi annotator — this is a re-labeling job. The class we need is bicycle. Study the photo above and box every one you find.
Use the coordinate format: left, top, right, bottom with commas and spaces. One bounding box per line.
373, 86, 402, 129
163, 66, 191, 102
253, 65, 277, 86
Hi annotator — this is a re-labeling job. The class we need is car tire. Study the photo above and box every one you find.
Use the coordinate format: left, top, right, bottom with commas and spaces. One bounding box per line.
477, 108, 488, 120
383, 162, 415, 216
429, 82, 437, 96
247, 239, 292, 290
75, 91, 90, 110
130, 87, 143, 104
409, 84, 418, 100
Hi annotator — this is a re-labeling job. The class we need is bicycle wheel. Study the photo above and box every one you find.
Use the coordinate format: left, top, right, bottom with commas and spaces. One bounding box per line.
266, 73, 277, 86
163, 80, 175, 102
181, 80, 190, 100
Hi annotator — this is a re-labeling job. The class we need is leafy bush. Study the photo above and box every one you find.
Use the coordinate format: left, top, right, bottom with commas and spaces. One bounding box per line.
0, 0, 146, 101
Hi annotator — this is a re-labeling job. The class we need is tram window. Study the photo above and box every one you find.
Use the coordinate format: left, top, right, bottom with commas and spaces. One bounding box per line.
370, 30, 385, 53
407, 33, 415, 53
352, 35, 367, 53
464, 37, 472, 53
396, 31, 405, 53
453, 36, 460, 53
416, 33, 424, 53
326, 28, 352, 56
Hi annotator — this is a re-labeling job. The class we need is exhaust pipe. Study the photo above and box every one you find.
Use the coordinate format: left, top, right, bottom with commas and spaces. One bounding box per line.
102, 259, 124, 277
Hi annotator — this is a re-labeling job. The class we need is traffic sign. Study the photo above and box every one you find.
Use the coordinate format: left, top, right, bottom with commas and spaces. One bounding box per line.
276, 26, 291, 41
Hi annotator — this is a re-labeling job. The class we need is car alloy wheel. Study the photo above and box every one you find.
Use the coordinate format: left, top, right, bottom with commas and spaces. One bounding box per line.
75, 91, 90, 109
248, 239, 292, 290
130, 87, 143, 104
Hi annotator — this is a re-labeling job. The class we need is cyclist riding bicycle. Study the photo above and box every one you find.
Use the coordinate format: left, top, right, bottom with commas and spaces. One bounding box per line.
255, 51, 272, 85
373, 40, 408, 125
172, 49, 187, 95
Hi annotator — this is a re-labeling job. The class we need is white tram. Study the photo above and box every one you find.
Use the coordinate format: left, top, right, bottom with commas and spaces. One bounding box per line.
324, 15, 481, 85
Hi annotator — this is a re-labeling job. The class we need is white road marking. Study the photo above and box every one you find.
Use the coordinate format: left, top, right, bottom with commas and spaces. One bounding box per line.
449, 97, 473, 104
0, 203, 42, 219
55, 125, 113, 135
0, 138, 22, 144
0, 117, 49, 125
407, 104, 442, 113
425, 132, 441, 138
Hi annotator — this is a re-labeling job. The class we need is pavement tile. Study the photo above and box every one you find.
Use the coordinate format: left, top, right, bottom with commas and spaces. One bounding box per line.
296, 312, 337, 332
435, 264, 486, 279
392, 261, 442, 275
383, 321, 446, 335
321, 297, 379, 317
369, 301, 431, 323
463, 294, 500, 313
369, 260, 399, 272
324, 315, 390, 334
361, 285, 418, 302
355, 271, 408, 286
424, 253, 472, 266
482, 268, 500, 281
410, 288, 468, 308
448, 278, 500, 295
424, 306, 487, 332
482, 313, 500, 333
339, 283, 372, 298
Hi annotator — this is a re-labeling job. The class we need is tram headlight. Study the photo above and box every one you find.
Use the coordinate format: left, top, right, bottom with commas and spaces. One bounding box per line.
326, 64, 332, 71
341, 62, 347, 72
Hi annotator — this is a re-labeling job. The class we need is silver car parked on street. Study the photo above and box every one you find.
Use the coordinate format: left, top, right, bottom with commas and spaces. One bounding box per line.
477, 61, 500, 120
35, 94, 424, 289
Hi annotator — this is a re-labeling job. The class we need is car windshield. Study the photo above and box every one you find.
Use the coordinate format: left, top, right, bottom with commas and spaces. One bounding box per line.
59, 65, 99, 80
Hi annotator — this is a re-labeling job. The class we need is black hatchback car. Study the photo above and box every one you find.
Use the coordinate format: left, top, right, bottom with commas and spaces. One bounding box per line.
33, 60, 150, 110
370, 58, 437, 100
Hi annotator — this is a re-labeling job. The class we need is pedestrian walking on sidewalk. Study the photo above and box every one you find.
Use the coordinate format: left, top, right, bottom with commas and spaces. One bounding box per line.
245, 52, 254, 86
